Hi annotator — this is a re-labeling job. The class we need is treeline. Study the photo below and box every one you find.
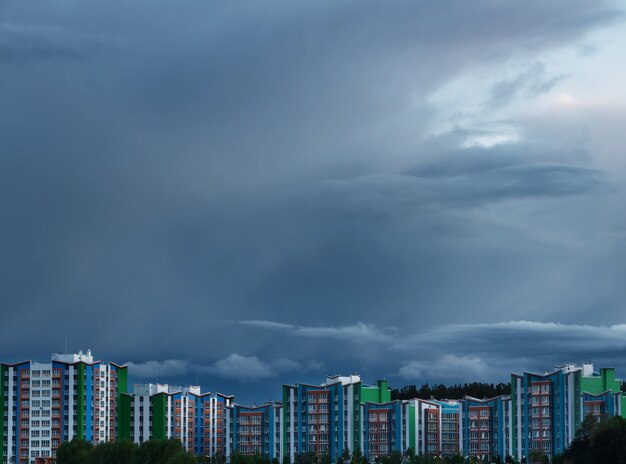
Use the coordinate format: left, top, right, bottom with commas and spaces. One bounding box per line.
56, 438, 196, 464
392, 382, 511, 400
554, 415, 626, 464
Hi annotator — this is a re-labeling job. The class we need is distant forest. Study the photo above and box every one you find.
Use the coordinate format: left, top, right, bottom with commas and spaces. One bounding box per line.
391, 382, 511, 400
392, 380, 626, 401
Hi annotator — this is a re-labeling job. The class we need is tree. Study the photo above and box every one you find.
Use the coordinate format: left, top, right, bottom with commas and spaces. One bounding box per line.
136, 439, 189, 464
295, 451, 318, 464
56, 438, 93, 464
392, 383, 511, 401
528, 451, 547, 464
588, 416, 626, 464
338, 448, 351, 464
351, 448, 363, 464
167, 451, 197, 464
445, 456, 464, 464
91, 440, 137, 464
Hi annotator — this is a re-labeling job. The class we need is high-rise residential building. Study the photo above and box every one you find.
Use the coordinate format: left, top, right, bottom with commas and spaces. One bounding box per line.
511, 362, 624, 461
361, 400, 404, 459
408, 398, 461, 458
460, 395, 512, 461
282, 375, 391, 463
0, 350, 127, 464
120, 384, 233, 458
226, 402, 283, 461
4, 354, 626, 464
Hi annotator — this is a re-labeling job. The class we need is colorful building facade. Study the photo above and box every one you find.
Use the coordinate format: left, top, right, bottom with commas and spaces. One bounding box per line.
407, 398, 461, 458
3, 354, 626, 464
460, 395, 512, 461
361, 400, 404, 459
511, 363, 624, 461
0, 350, 127, 464
120, 383, 233, 458
226, 402, 283, 461
282, 375, 391, 463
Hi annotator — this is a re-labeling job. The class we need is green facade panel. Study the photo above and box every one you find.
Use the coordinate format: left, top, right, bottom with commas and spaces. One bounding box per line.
77, 363, 85, 439
152, 394, 167, 439
408, 404, 415, 451
580, 368, 620, 395
119, 395, 132, 441
117, 367, 129, 440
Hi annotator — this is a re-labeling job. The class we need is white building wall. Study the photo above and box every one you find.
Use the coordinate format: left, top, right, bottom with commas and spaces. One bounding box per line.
7, 366, 15, 464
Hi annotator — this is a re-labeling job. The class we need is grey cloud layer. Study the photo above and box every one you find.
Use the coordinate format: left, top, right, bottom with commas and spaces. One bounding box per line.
243, 320, 626, 382
0, 0, 625, 399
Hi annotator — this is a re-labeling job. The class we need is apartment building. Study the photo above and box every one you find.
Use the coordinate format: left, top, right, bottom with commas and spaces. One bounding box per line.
460, 395, 512, 461
361, 401, 403, 459
120, 383, 233, 458
0, 350, 127, 464
226, 402, 283, 461
511, 362, 624, 461
282, 375, 390, 463
407, 398, 461, 458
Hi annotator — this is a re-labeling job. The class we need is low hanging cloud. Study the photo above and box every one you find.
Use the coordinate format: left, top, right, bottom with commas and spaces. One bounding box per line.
125, 359, 191, 379
240, 320, 395, 343
399, 355, 489, 381
208, 354, 276, 381
127, 354, 325, 383
244, 319, 626, 384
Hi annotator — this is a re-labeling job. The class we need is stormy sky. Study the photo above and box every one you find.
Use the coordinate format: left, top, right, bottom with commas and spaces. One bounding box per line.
2, 0, 626, 403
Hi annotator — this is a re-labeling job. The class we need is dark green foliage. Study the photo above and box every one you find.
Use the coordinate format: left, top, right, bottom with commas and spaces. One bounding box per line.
167, 451, 197, 464
197, 455, 227, 464
562, 415, 626, 464
392, 382, 511, 400
91, 440, 137, 464
56, 438, 94, 464
136, 439, 191, 464
377, 451, 402, 464
528, 450, 548, 464
295, 451, 319, 464
586, 416, 626, 464
231, 452, 271, 464
337, 448, 350, 464
56, 438, 197, 464
447, 456, 465, 464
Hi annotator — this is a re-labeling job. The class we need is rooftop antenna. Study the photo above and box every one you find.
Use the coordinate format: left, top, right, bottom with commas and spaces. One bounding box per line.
156, 366, 159, 384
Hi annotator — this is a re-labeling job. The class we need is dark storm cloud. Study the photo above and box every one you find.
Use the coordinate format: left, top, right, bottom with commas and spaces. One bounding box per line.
0, 0, 625, 399
243, 319, 626, 384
